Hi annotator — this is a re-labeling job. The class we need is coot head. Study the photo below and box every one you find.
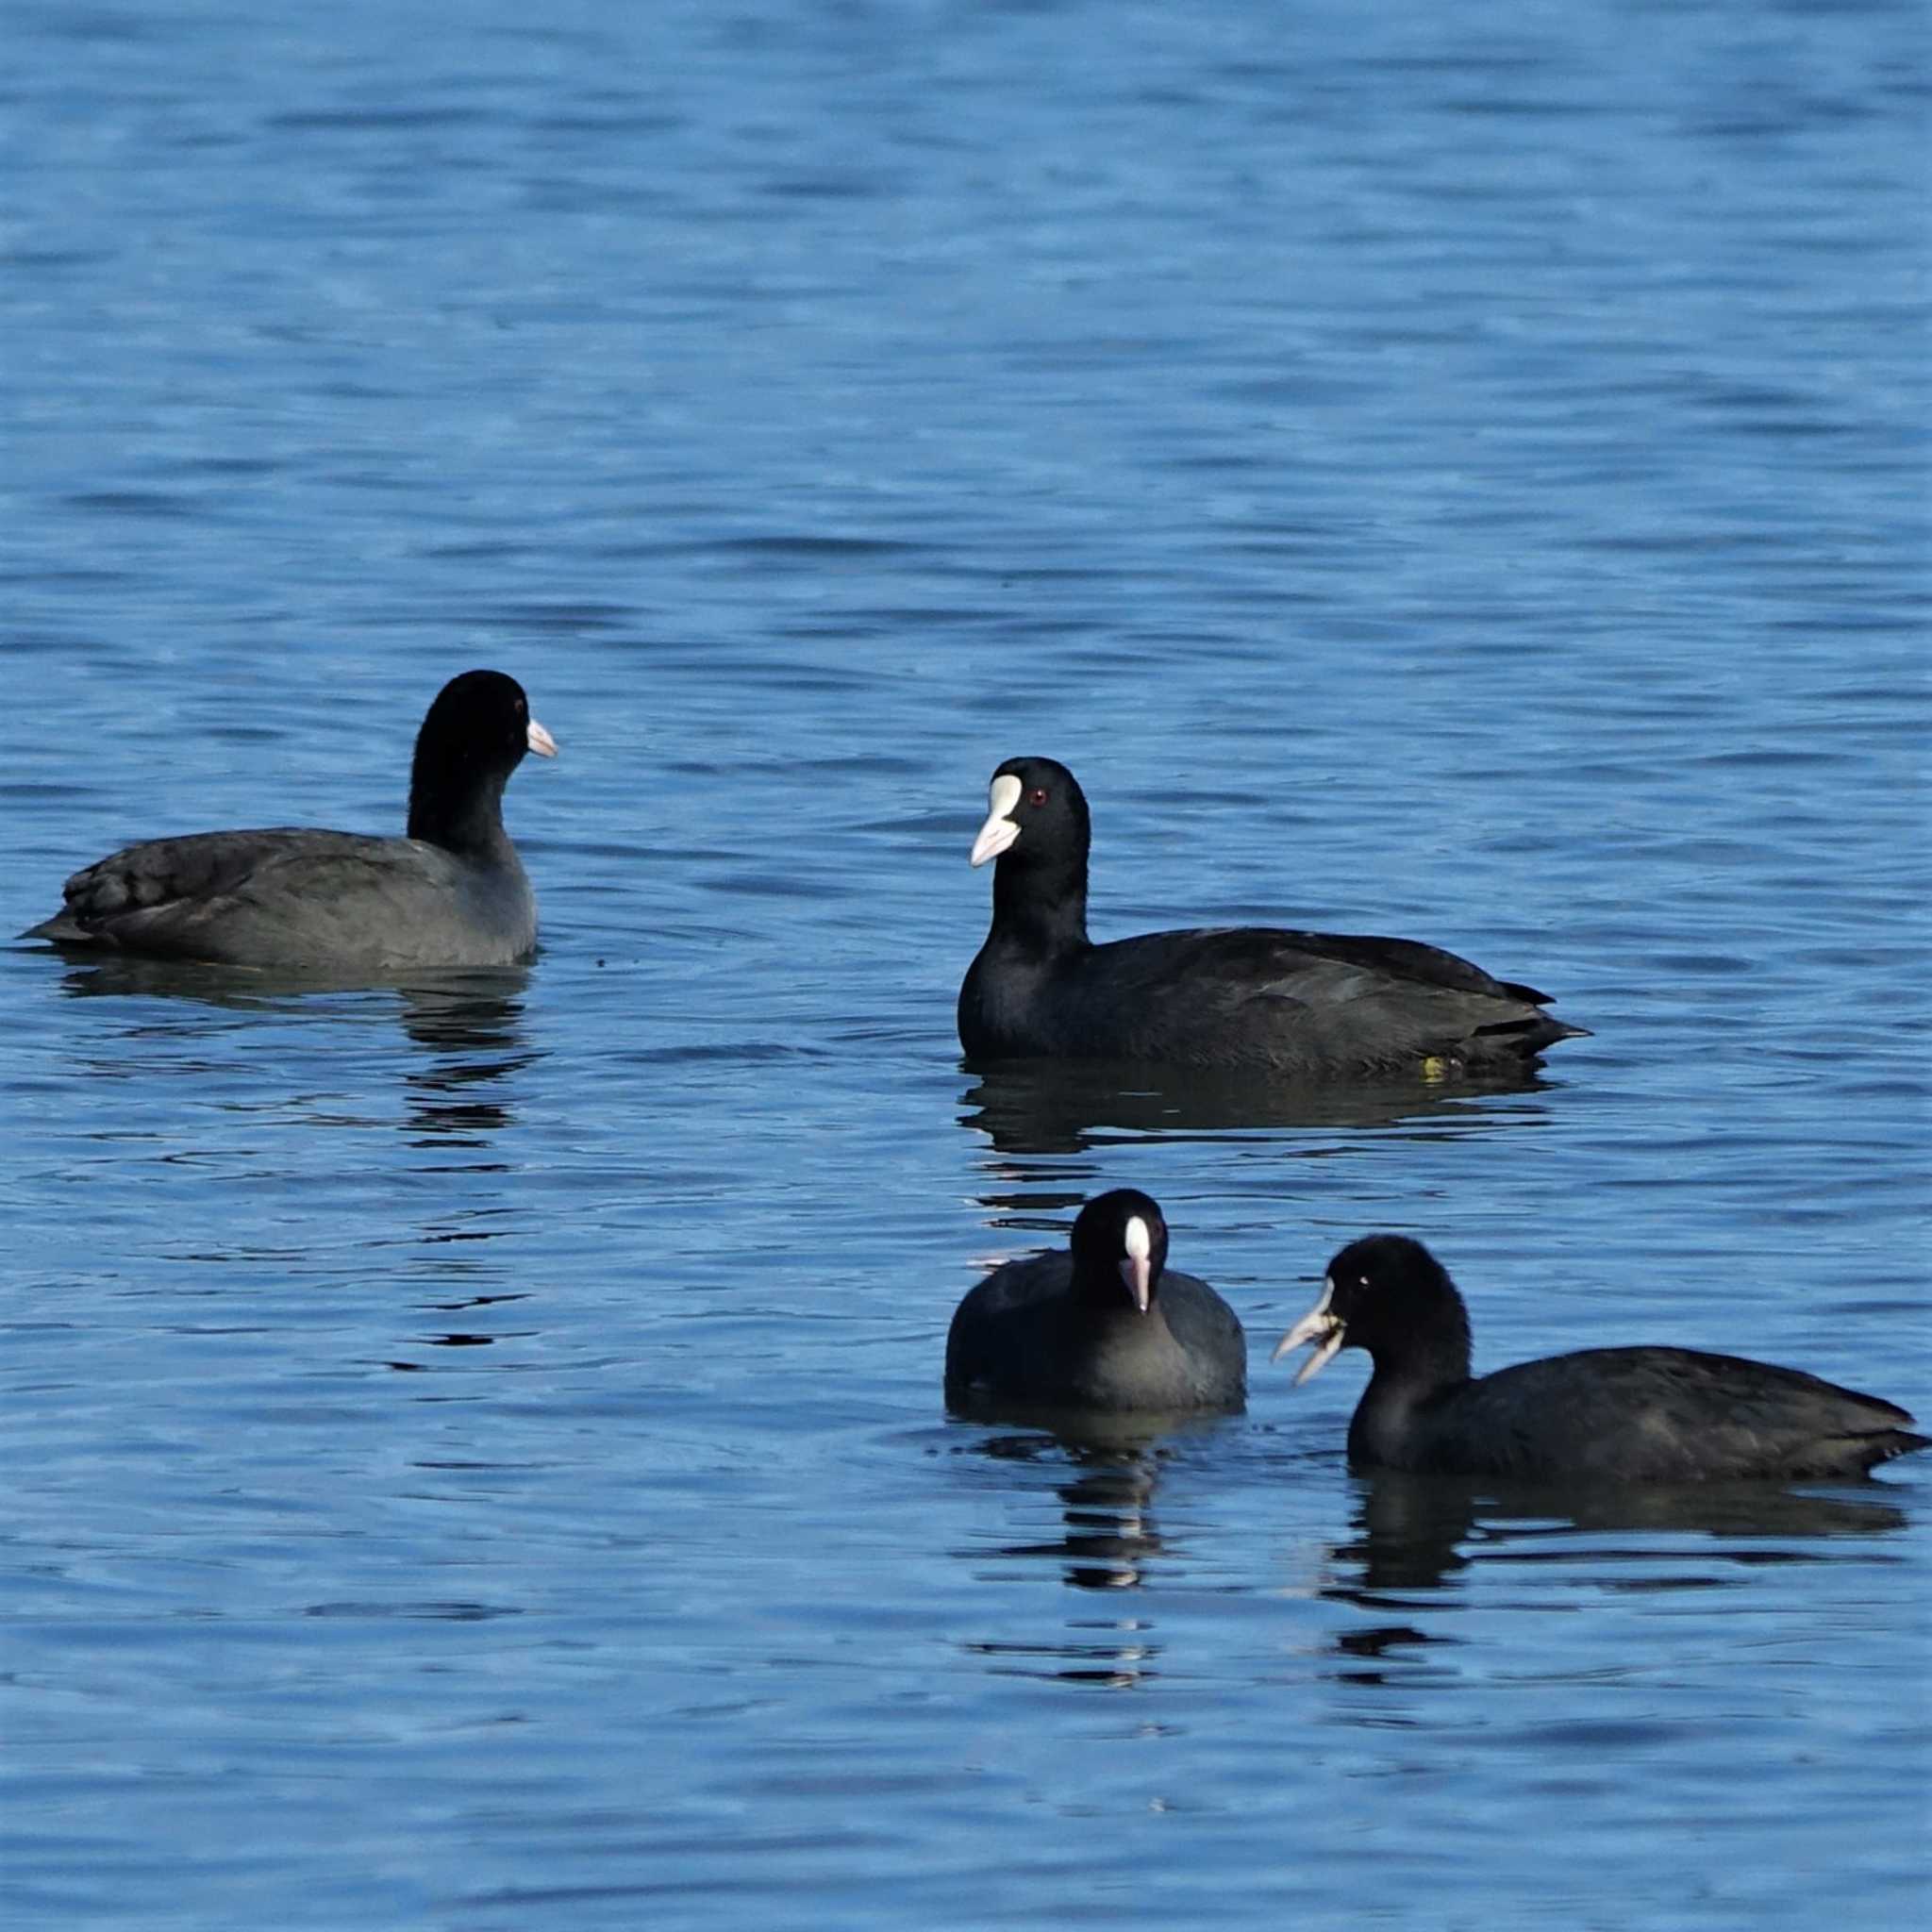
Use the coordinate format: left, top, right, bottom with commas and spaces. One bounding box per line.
1070, 1188, 1169, 1314
408, 670, 557, 849
1273, 1234, 1472, 1385
970, 757, 1091, 871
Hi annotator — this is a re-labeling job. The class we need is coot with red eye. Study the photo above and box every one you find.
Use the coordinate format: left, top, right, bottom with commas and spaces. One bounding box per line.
944, 1189, 1247, 1416
1275, 1235, 1928, 1481
25, 670, 557, 971
959, 755, 1583, 1077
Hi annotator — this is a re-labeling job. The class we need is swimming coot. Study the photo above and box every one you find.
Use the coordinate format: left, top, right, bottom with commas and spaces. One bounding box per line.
945, 1190, 1246, 1416
1275, 1234, 1928, 1481
958, 757, 1582, 1077
24, 670, 556, 970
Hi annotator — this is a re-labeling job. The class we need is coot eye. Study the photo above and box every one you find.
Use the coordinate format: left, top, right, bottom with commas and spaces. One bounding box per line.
1027, 787, 1049, 808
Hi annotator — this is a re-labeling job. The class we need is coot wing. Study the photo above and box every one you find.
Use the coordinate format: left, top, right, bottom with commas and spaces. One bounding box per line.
1153, 1270, 1248, 1405
942, 1250, 1070, 1402
1076, 925, 1574, 1069
27, 830, 525, 968
1414, 1347, 1923, 1482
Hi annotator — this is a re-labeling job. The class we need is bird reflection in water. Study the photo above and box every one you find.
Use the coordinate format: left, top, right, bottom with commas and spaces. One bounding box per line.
396, 970, 536, 1150
386, 1296, 533, 1370
957, 1419, 1233, 1689
958, 1057, 1558, 1158
979, 1432, 1167, 1590
52, 956, 538, 1152
1316, 1467, 1912, 1685
48, 957, 541, 1371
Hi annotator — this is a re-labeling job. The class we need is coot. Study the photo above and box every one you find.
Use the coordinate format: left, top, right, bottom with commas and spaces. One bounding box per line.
945, 1190, 1246, 1416
959, 756, 1582, 1076
25, 670, 556, 970
1275, 1234, 1927, 1480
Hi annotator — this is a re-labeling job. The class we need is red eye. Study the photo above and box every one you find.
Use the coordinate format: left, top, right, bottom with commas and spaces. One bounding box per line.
1027, 787, 1048, 808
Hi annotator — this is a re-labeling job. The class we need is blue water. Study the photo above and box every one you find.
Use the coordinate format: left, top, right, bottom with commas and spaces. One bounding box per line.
3, 2, 1927, 1925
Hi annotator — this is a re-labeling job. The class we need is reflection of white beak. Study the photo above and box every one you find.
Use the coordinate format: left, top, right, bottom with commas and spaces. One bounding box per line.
526, 719, 558, 758
1273, 1278, 1345, 1386
1119, 1213, 1153, 1314
969, 773, 1023, 867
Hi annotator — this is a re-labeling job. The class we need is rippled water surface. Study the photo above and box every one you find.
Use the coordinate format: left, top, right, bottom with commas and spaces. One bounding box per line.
3, 2, 1927, 1926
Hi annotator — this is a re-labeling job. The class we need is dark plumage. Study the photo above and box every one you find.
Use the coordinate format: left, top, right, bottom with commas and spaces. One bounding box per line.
944, 1190, 1247, 1417
24, 671, 556, 970
1275, 1234, 1928, 1482
958, 757, 1583, 1077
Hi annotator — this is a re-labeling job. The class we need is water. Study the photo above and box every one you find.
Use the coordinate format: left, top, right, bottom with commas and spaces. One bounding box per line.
3, 1, 1927, 1925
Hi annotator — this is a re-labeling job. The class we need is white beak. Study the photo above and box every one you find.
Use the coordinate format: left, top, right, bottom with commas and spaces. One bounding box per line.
1272, 1278, 1345, 1387
969, 773, 1024, 867
1119, 1213, 1153, 1314
526, 718, 558, 758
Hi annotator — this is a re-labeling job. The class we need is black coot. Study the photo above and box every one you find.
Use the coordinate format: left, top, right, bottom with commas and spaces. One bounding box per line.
945, 1190, 1247, 1416
1275, 1234, 1928, 1481
25, 670, 556, 970
958, 756, 1582, 1076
